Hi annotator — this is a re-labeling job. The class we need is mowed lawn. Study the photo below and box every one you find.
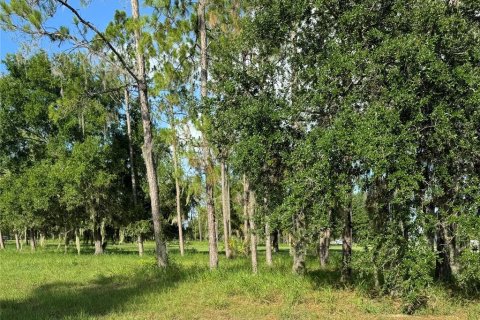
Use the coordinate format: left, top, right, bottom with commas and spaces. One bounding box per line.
0, 241, 478, 320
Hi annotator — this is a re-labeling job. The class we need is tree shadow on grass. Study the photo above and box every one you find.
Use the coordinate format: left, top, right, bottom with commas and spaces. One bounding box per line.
0, 263, 208, 320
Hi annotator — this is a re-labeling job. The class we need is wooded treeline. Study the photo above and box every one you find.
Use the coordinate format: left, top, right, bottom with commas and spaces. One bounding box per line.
0, 0, 479, 312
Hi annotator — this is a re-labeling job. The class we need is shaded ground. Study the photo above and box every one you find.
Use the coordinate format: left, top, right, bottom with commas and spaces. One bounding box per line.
0, 241, 478, 320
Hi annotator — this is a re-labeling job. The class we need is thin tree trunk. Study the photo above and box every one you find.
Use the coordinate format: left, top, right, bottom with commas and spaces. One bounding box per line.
221, 160, 231, 258
75, 228, 81, 255
15, 232, 20, 251
100, 220, 106, 247
171, 128, 185, 256
265, 220, 273, 266
292, 211, 306, 275
39, 232, 45, 247
138, 234, 144, 256
64, 229, 70, 254
125, 87, 148, 258
243, 174, 250, 255
198, 0, 218, 270
198, 214, 203, 241
57, 233, 62, 252
119, 228, 125, 244
288, 234, 293, 256
29, 229, 36, 252
248, 186, 258, 274
272, 229, 279, 253
341, 202, 353, 283
0, 229, 4, 249
226, 170, 232, 237
23, 227, 27, 248
318, 227, 331, 267
318, 209, 332, 267
435, 219, 452, 281
206, 178, 218, 269
125, 87, 138, 205
215, 215, 219, 245
93, 224, 103, 255
130, 0, 167, 268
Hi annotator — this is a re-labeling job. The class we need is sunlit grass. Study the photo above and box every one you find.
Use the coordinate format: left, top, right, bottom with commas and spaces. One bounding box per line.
0, 240, 475, 319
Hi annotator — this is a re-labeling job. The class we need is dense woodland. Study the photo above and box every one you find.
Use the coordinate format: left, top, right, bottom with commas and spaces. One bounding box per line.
0, 0, 479, 313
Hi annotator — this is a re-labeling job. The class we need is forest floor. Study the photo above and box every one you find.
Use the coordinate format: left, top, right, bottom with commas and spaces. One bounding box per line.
0, 241, 478, 320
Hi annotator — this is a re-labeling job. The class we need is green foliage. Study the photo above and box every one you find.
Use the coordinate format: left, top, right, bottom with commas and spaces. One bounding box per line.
457, 250, 480, 295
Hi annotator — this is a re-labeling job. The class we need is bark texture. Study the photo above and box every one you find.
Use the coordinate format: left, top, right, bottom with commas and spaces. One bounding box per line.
29, 229, 36, 252
15, 232, 20, 251
317, 227, 331, 267
265, 221, 273, 266
248, 187, 258, 274
221, 160, 232, 258
341, 203, 353, 282
94, 226, 103, 255
198, 0, 218, 270
243, 174, 250, 255
130, 0, 167, 268
75, 228, 81, 255
0, 229, 4, 249
138, 234, 144, 256
292, 211, 306, 275
172, 130, 185, 256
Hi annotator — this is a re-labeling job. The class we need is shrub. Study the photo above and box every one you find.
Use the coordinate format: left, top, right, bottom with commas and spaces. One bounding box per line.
457, 249, 480, 295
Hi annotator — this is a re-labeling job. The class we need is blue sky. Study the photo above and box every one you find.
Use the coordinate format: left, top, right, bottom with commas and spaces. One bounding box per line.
0, 0, 148, 72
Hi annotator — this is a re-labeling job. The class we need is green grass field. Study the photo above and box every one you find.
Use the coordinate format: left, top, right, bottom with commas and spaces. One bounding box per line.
0, 241, 478, 320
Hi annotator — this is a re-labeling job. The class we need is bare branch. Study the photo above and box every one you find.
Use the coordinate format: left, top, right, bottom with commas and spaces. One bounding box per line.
54, 0, 139, 83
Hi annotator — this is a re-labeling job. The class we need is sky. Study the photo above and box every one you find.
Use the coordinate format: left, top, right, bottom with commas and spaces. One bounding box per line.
0, 0, 148, 72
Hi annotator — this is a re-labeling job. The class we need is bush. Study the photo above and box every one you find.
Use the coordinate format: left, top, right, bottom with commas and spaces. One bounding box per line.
353, 238, 435, 314
228, 236, 247, 257
457, 249, 480, 295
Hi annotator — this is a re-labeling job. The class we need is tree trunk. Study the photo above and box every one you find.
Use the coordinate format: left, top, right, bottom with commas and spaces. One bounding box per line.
317, 227, 331, 267
292, 211, 306, 275
226, 170, 232, 237
221, 160, 231, 258
289, 233, 293, 256
29, 229, 36, 252
23, 227, 27, 249
64, 229, 70, 254
125, 87, 138, 206
341, 202, 353, 283
39, 232, 45, 247
0, 229, 4, 249
94, 226, 103, 255
243, 174, 250, 255
248, 187, 258, 274
198, 214, 203, 241
198, 0, 218, 270
435, 220, 452, 281
75, 228, 81, 255
171, 130, 185, 256
15, 232, 20, 251
56, 233, 62, 252
318, 209, 332, 267
130, 0, 167, 268
119, 228, 125, 244
138, 234, 144, 256
272, 229, 279, 253
206, 178, 218, 269
100, 220, 106, 247
265, 221, 273, 267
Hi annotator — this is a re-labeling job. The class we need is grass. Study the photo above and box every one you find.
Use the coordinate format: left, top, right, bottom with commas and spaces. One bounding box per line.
0, 240, 478, 320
